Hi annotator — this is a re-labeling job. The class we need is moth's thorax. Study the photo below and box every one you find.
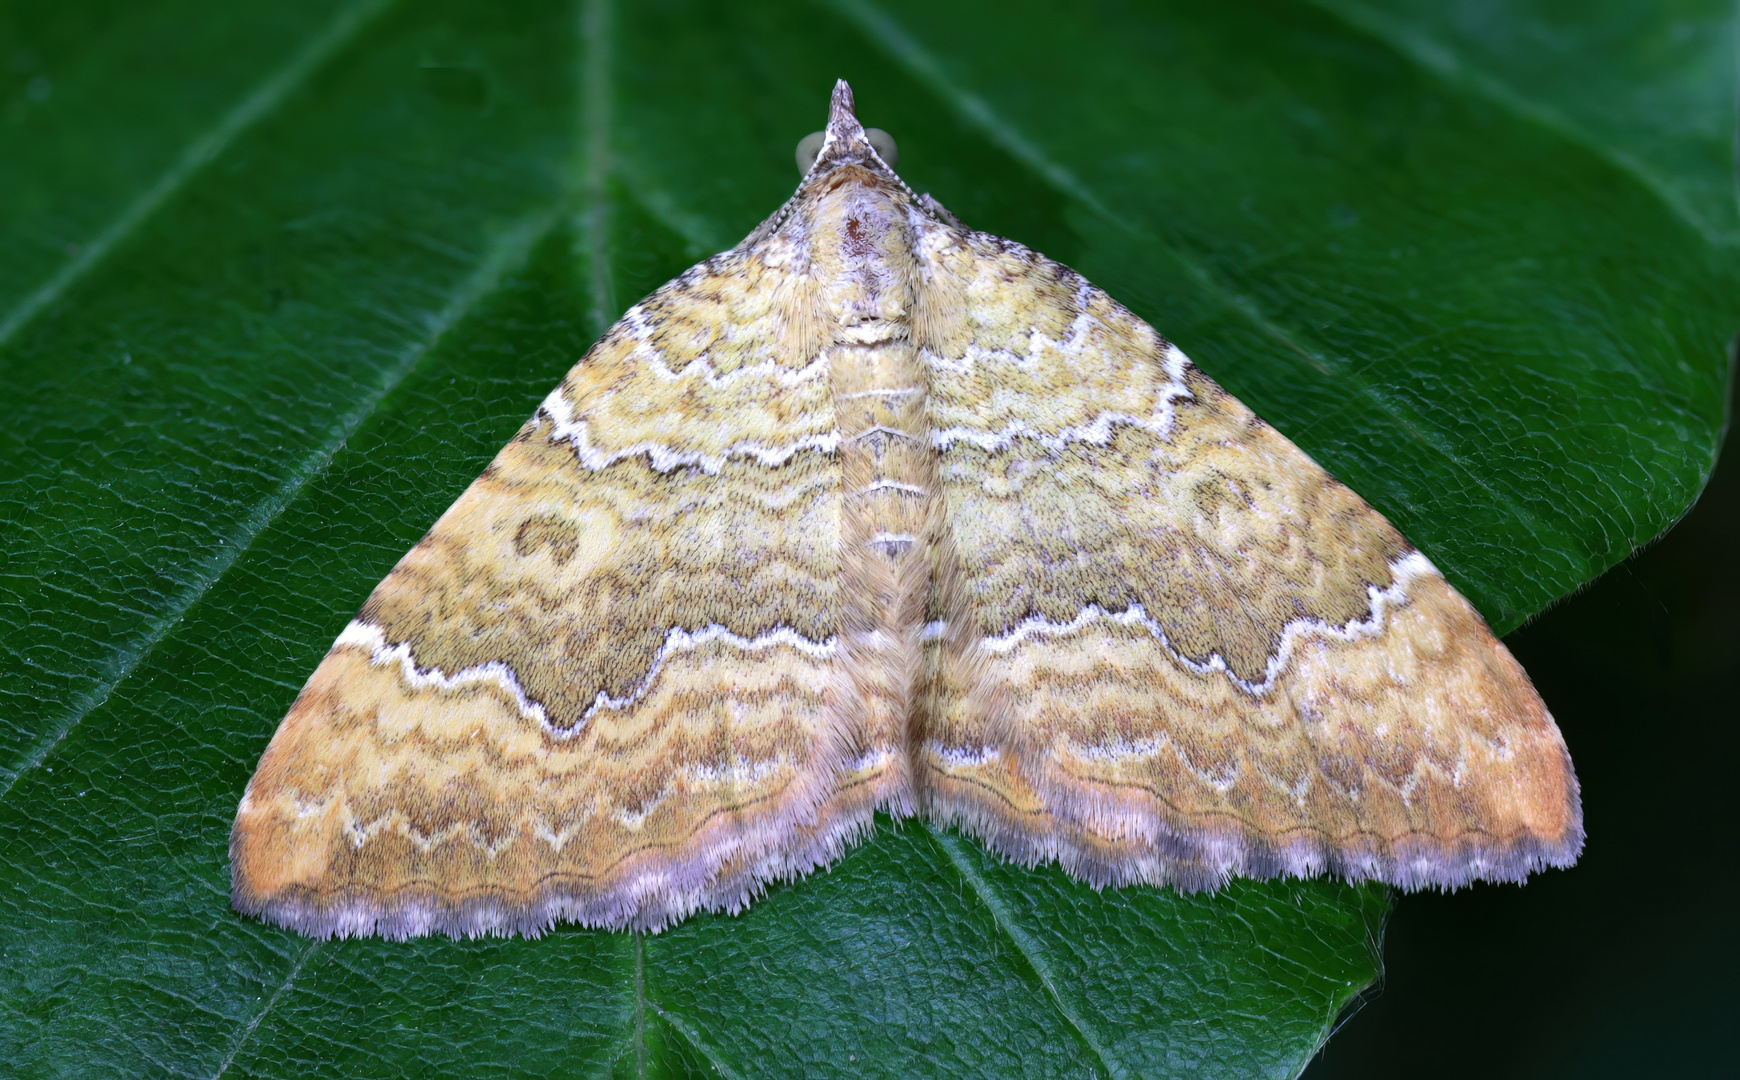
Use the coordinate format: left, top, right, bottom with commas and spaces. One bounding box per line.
810, 175, 914, 330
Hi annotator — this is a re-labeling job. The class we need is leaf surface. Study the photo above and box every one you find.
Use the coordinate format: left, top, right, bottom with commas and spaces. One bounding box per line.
1, 1, 1732, 1076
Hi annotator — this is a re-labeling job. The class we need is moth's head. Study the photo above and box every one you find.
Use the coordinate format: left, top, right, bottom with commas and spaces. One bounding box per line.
739, 80, 934, 249
793, 80, 902, 194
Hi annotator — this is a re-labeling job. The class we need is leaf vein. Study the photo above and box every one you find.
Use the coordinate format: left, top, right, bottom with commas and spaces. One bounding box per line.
931, 829, 1122, 1080
1305, 0, 1736, 250
581, 0, 618, 339
652, 1001, 748, 1080
0, 0, 399, 349
0, 204, 562, 801
209, 940, 321, 1079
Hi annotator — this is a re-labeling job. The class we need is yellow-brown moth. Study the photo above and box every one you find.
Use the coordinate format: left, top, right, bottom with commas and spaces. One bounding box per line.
232, 81, 1582, 939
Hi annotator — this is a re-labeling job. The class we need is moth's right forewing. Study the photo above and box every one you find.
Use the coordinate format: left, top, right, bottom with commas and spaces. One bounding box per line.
915, 228, 1582, 890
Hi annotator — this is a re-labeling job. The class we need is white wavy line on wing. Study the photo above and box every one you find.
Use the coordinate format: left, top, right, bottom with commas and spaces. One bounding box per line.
647, 351, 830, 387
848, 746, 898, 773
923, 278, 1100, 375
538, 386, 838, 473
620, 304, 829, 389
839, 386, 925, 400
607, 753, 799, 832
1058, 730, 1244, 792
979, 550, 1438, 697
335, 619, 837, 739
920, 275, 1181, 380
923, 741, 1000, 769
1060, 733, 1172, 765
680, 754, 795, 789
739, 471, 841, 510
336, 619, 555, 728
934, 408, 1166, 453
857, 479, 929, 496
932, 343, 1194, 451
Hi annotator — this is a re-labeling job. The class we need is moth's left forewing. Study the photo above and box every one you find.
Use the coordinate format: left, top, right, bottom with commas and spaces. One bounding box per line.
231, 237, 888, 938
913, 224, 1582, 891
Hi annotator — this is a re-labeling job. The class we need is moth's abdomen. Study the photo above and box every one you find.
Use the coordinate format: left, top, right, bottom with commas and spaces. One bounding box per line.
812, 178, 938, 796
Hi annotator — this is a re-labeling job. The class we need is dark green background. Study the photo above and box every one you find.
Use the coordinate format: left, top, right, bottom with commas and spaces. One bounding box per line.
1, 0, 1734, 1076
1307, 379, 1740, 1078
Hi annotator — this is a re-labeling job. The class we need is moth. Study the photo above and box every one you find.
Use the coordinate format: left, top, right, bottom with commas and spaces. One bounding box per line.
232, 81, 1582, 939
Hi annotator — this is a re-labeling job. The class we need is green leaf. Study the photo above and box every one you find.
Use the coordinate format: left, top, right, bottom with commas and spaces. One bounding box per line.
0, 0, 1731, 1076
